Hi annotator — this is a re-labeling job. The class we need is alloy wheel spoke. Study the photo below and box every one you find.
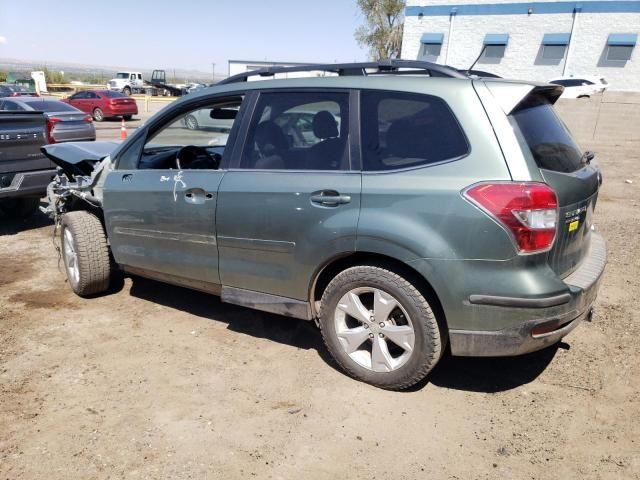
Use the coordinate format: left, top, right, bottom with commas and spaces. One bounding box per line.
371, 336, 395, 372
337, 326, 371, 354
382, 325, 415, 352
337, 292, 371, 324
373, 288, 399, 323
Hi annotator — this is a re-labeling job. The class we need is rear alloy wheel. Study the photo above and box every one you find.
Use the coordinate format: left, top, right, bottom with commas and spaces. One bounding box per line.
184, 114, 198, 130
60, 211, 114, 297
93, 107, 104, 122
319, 266, 443, 390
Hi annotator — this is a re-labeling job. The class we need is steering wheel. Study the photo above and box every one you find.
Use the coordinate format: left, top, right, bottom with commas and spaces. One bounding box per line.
175, 145, 219, 170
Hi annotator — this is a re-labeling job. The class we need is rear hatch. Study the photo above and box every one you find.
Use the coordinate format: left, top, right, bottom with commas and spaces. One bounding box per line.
508, 90, 600, 277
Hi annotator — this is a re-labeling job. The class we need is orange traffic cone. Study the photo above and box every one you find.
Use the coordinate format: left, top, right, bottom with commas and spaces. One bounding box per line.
120, 118, 128, 140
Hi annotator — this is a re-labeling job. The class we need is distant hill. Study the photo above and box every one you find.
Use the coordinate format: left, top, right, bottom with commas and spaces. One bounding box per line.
0, 57, 222, 83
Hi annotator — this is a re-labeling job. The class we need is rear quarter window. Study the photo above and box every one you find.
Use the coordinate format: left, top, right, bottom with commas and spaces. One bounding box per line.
509, 94, 583, 173
360, 90, 468, 171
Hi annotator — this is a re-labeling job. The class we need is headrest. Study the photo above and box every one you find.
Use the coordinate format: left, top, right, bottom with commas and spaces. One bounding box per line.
312, 111, 339, 139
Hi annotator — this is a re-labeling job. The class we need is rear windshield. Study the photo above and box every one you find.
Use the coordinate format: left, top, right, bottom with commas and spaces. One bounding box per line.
102, 90, 126, 98
510, 94, 583, 173
26, 101, 78, 113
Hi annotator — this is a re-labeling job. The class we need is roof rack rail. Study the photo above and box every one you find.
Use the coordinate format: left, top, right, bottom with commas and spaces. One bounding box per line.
217, 59, 469, 85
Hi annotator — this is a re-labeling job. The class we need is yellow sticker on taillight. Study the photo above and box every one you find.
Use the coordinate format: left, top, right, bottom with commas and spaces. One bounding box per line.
568, 220, 580, 232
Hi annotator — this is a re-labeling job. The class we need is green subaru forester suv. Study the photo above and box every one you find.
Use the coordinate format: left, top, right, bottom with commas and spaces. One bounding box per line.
42, 61, 606, 389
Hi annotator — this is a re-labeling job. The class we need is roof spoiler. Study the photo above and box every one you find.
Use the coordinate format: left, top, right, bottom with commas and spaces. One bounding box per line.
482, 81, 565, 115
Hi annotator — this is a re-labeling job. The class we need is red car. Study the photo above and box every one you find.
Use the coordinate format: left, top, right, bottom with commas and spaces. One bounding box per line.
63, 89, 138, 122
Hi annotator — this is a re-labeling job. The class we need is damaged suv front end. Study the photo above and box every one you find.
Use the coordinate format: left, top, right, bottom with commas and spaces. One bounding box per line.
41, 141, 119, 221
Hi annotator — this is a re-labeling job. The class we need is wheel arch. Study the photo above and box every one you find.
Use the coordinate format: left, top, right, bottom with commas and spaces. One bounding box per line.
309, 251, 448, 331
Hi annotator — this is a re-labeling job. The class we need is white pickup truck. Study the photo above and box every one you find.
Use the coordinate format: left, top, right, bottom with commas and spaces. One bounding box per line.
107, 70, 186, 97
107, 72, 145, 96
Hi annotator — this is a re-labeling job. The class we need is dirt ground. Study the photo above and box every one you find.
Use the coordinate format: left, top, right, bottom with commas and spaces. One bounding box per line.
1, 101, 639, 479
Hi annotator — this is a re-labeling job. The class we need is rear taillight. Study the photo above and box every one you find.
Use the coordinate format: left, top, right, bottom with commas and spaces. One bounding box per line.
45, 117, 62, 144
84, 114, 93, 123
463, 182, 558, 254
11, 92, 19, 97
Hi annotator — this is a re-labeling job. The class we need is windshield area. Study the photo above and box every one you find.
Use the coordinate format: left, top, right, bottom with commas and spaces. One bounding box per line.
115, 73, 130, 79
510, 94, 584, 173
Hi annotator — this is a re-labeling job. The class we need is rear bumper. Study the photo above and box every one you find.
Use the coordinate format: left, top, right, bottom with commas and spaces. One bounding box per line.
104, 105, 138, 117
449, 233, 607, 356
0, 169, 57, 199
52, 126, 96, 143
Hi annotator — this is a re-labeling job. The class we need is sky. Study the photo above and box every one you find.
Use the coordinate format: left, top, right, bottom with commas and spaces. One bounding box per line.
0, 0, 370, 76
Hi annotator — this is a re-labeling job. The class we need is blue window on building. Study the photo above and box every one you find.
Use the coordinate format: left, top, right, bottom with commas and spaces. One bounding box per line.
542, 33, 570, 60
482, 34, 509, 59
606, 33, 637, 61
420, 33, 444, 61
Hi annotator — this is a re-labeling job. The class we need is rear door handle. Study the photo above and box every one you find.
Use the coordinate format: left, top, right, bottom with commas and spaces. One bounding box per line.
310, 190, 351, 207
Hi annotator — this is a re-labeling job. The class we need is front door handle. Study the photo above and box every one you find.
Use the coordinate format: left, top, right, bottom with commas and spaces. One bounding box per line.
184, 188, 214, 205
310, 190, 352, 207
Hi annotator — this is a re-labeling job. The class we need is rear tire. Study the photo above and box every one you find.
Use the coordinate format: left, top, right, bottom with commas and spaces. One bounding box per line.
319, 266, 443, 390
123, 114, 132, 121
0, 197, 40, 219
123, 87, 131, 96
93, 107, 104, 122
60, 211, 113, 297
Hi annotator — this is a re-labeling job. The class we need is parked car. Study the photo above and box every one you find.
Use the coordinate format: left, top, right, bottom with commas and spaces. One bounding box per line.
41, 60, 606, 390
0, 110, 55, 219
550, 76, 608, 98
63, 90, 138, 122
0, 97, 95, 143
0, 84, 39, 97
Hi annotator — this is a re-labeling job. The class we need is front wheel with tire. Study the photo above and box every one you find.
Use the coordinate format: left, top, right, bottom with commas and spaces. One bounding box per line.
123, 87, 132, 96
184, 114, 198, 130
93, 107, 104, 122
60, 211, 114, 297
319, 266, 444, 390
123, 114, 132, 121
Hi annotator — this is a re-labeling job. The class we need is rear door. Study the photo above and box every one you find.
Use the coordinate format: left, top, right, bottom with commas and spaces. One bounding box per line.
509, 92, 600, 276
103, 95, 245, 289
216, 90, 361, 301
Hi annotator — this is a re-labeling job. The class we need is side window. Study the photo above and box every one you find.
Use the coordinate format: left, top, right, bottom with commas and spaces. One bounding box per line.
360, 91, 468, 171
137, 74, 142, 80
137, 96, 244, 170
241, 91, 349, 170
86, 92, 97, 99
1, 100, 23, 111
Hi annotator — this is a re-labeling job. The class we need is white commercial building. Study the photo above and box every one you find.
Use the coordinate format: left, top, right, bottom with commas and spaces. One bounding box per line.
402, 0, 640, 90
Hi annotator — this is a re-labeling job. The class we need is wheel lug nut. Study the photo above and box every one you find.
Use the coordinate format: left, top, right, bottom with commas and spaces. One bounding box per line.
369, 333, 374, 339
369, 316, 375, 322
379, 333, 384, 338
379, 322, 385, 328
363, 323, 369, 329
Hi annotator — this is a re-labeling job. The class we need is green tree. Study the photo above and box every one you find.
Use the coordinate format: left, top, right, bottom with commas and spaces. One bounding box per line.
0, 70, 7, 82
41, 66, 66, 84
355, 0, 406, 60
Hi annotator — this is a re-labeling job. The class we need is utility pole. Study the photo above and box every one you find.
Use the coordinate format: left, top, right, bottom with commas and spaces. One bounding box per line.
212, 63, 215, 82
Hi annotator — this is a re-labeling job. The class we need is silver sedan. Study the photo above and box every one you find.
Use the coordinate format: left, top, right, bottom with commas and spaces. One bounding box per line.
0, 96, 96, 143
